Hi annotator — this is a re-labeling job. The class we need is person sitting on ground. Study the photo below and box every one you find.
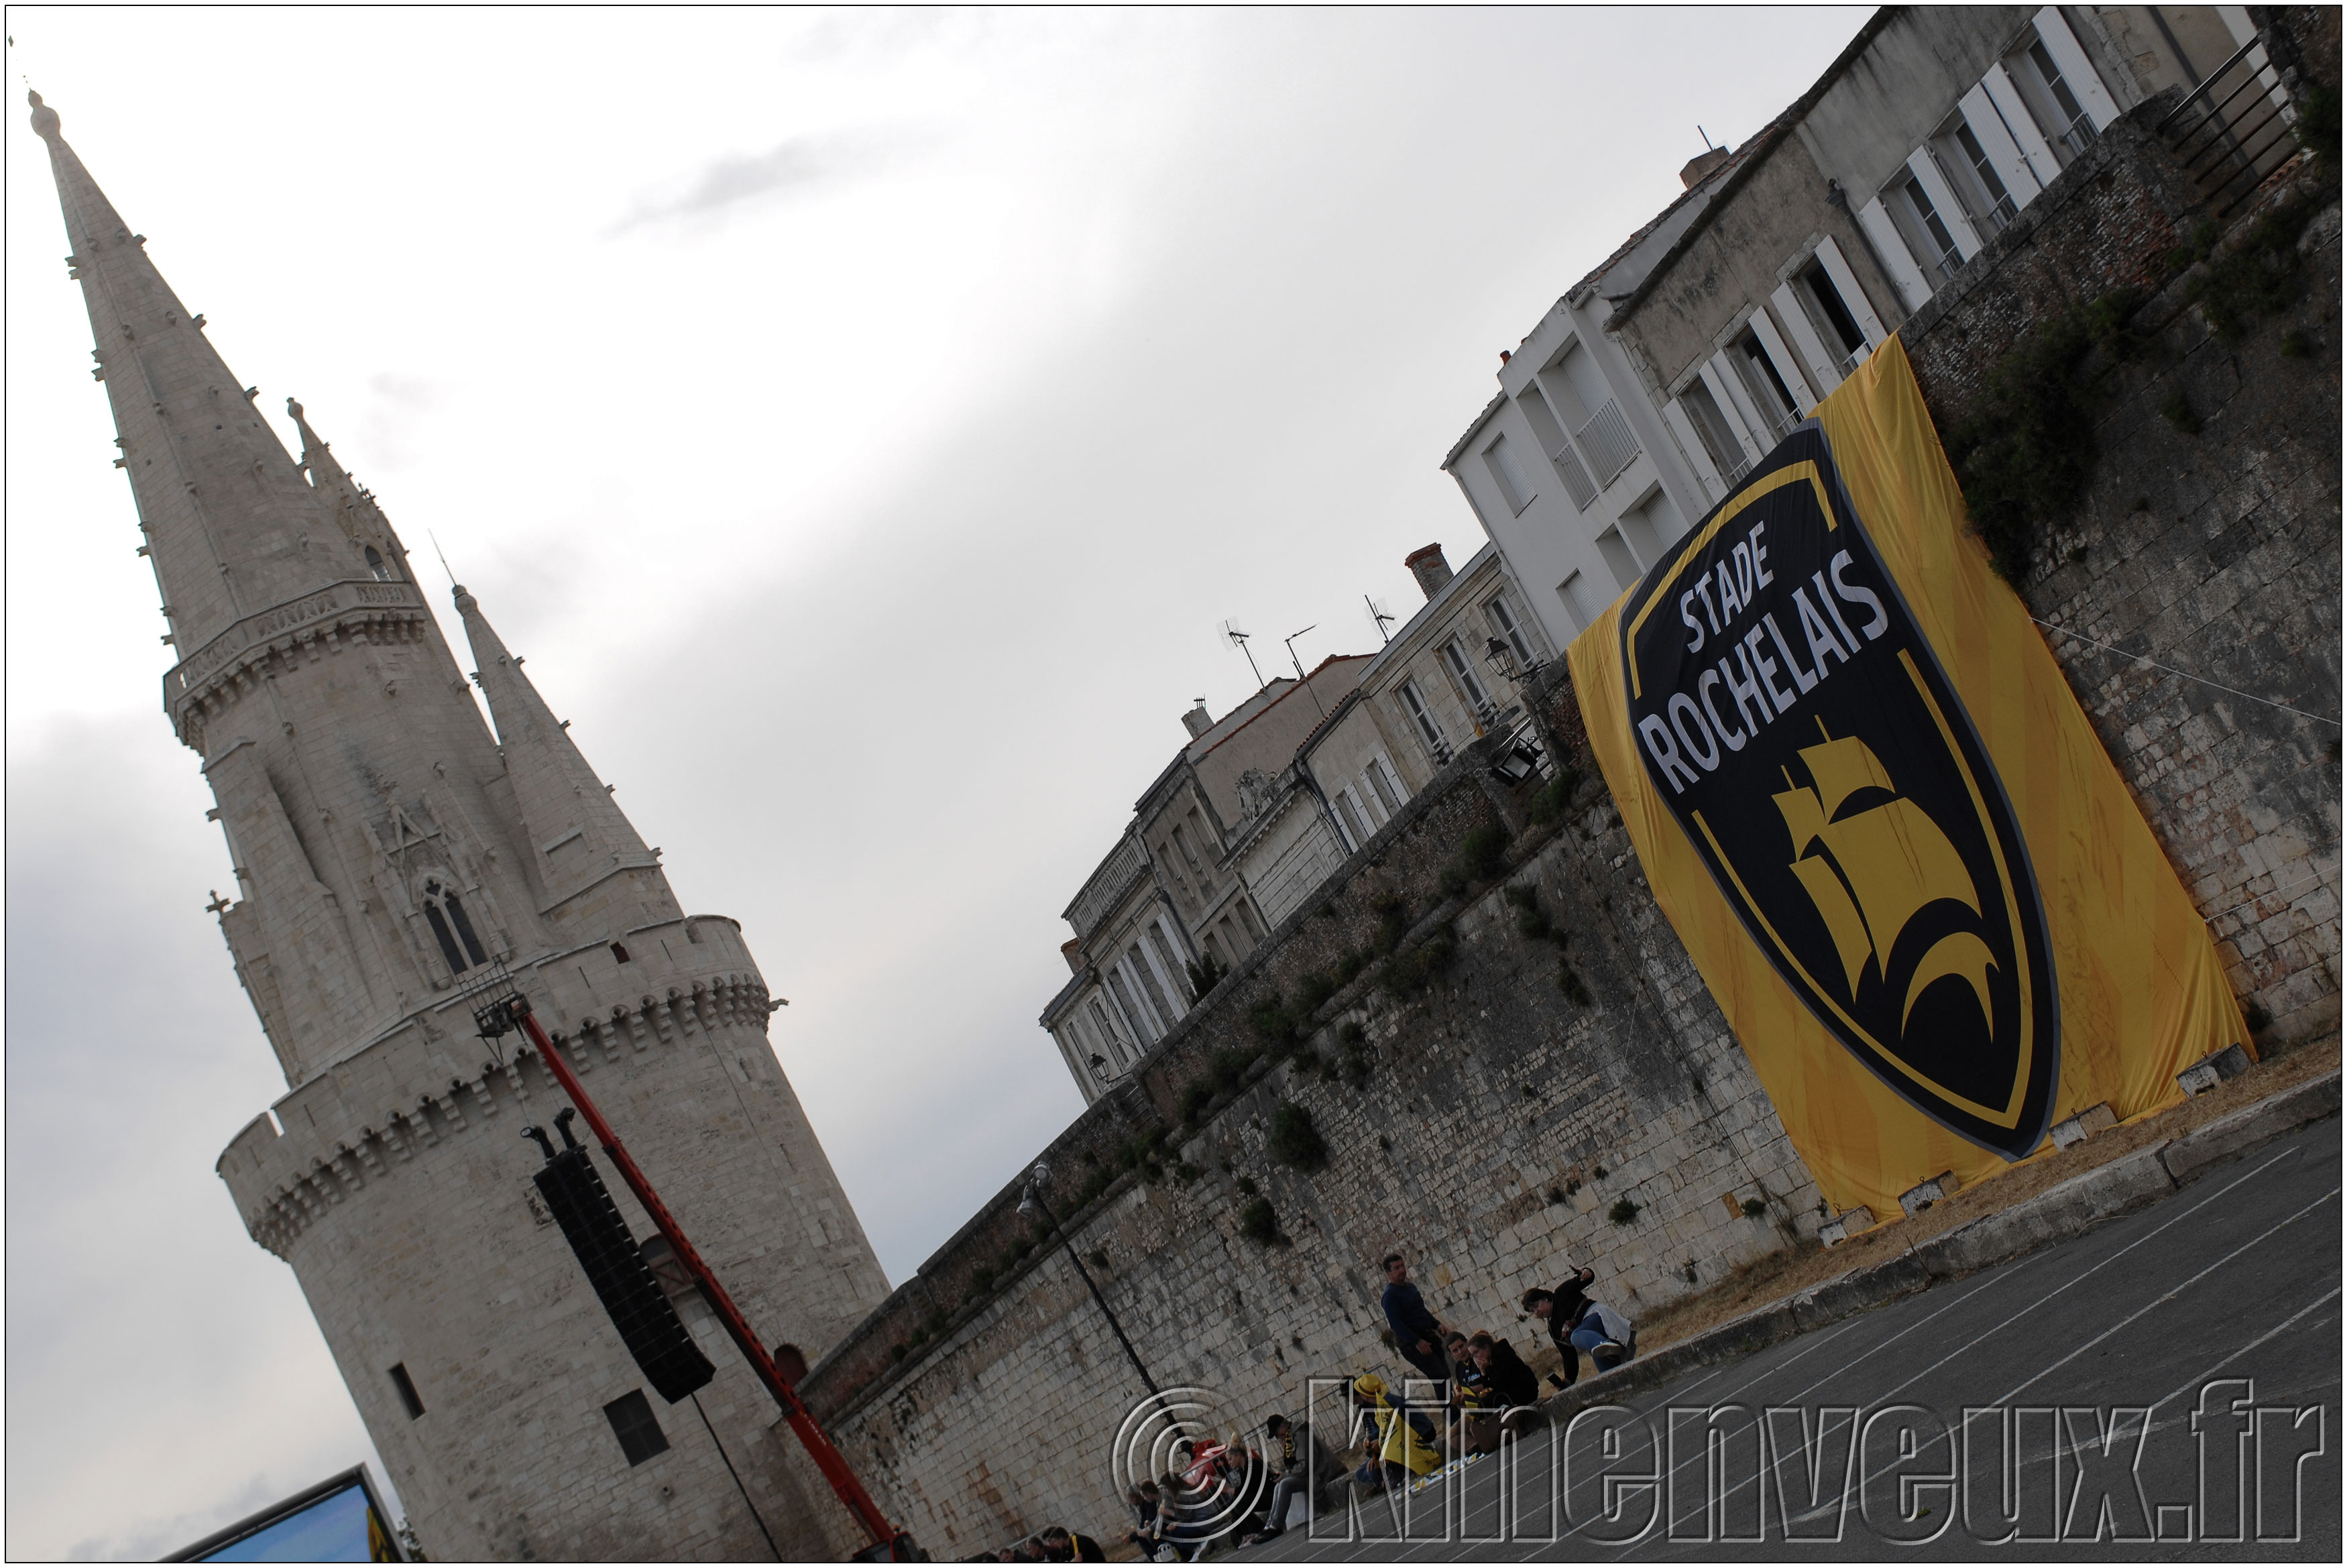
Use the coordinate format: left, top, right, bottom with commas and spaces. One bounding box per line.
1037, 1525, 1106, 1562
1467, 1331, 1541, 1412
1379, 1253, 1453, 1390
1121, 1485, 1161, 1555
1346, 1373, 1442, 1494
1446, 1331, 1491, 1406
1256, 1412, 1334, 1537
1572, 1294, 1636, 1373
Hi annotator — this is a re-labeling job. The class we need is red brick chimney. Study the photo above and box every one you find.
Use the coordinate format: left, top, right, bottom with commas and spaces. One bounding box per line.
1061, 938, 1085, 973
1405, 543, 1454, 601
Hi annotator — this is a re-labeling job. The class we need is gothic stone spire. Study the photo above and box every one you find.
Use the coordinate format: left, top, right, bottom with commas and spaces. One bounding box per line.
454, 585, 675, 928
30, 91, 357, 660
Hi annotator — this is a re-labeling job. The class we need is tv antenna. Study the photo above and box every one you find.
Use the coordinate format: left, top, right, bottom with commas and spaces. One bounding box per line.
1222, 620, 1265, 690
1365, 594, 1397, 644
1284, 625, 1325, 718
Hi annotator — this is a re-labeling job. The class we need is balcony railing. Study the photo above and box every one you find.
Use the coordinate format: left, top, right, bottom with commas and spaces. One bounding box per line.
2161, 32, 2298, 219
1549, 442, 1599, 510
1573, 398, 1642, 489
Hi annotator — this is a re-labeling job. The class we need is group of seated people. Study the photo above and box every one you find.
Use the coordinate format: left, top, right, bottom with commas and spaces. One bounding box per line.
1115, 1414, 1338, 1560
1348, 1254, 1638, 1492
989, 1257, 1635, 1559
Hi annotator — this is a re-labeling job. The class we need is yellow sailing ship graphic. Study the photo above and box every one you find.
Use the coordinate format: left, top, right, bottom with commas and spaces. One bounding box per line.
1773, 727, 1999, 1035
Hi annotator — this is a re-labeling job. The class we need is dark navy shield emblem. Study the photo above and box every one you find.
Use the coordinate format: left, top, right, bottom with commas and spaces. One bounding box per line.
1617, 426, 2057, 1159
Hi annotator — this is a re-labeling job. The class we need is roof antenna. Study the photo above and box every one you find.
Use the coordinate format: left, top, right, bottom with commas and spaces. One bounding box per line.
1222, 620, 1265, 690
1365, 594, 1397, 645
1283, 625, 1325, 719
427, 530, 458, 588
1698, 125, 1718, 151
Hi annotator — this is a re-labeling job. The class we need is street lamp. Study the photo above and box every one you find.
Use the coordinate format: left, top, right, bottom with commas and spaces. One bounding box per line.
1019, 1160, 1163, 1404
1483, 637, 1553, 785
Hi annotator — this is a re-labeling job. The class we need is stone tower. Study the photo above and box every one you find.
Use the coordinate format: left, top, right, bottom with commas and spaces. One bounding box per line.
31, 93, 889, 1559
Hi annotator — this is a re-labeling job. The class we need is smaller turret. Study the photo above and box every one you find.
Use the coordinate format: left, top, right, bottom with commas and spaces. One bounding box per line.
455, 585, 677, 932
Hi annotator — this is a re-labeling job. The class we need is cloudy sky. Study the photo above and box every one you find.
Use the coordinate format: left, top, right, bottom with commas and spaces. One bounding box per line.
4, 7, 1860, 1557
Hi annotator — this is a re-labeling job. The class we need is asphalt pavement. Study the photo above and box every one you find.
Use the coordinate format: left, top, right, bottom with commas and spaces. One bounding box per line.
1245, 1116, 2340, 1562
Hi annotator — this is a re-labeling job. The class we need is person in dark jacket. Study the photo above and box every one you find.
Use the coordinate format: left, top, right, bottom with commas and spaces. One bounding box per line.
1467, 1331, 1540, 1410
1257, 1412, 1334, 1536
1522, 1267, 1597, 1386
1379, 1252, 1451, 1388
1038, 1526, 1106, 1562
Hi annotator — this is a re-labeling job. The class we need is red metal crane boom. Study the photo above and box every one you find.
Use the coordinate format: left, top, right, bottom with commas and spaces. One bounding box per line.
498, 992, 905, 1559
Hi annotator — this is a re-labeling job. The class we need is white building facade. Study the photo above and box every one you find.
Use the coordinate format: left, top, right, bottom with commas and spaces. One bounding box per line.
1445, 6, 2244, 653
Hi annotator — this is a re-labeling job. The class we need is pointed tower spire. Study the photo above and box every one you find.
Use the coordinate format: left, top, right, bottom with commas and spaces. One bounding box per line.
32, 90, 349, 657
453, 584, 676, 926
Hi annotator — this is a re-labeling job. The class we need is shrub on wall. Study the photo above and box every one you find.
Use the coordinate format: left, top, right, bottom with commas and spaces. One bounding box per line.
1267, 1101, 1330, 1172
1238, 1197, 1285, 1247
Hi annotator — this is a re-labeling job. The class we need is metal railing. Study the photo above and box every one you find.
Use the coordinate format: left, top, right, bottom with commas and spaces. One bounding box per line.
2161, 32, 2300, 219
1573, 398, 1642, 489
1548, 441, 1599, 510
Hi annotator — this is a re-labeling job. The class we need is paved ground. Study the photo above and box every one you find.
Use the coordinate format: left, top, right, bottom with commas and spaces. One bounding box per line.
1247, 1118, 2340, 1561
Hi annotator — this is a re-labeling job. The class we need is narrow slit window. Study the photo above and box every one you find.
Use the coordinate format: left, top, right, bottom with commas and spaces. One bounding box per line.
1801, 263, 1869, 361
444, 891, 489, 966
364, 545, 394, 582
1398, 680, 1451, 763
1441, 640, 1495, 720
1147, 924, 1190, 1009
604, 1390, 670, 1466
2028, 39, 2095, 156
1902, 176, 1963, 281
611, 942, 631, 963
422, 900, 467, 974
1485, 596, 1537, 668
388, 1363, 425, 1420
1953, 123, 2017, 229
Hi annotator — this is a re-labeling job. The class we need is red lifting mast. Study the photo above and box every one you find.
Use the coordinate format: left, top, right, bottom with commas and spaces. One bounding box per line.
496, 990, 907, 1560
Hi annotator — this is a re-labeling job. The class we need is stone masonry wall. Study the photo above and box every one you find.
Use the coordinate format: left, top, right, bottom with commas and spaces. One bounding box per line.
1902, 85, 2343, 1046
783, 677, 1827, 1556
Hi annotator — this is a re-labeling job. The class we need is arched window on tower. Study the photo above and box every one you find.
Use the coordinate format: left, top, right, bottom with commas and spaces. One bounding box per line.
422, 877, 490, 973
365, 546, 395, 582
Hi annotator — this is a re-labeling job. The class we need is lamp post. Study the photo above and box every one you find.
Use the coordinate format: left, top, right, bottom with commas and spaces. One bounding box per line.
1484, 636, 1560, 786
1019, 1160, 1163, 1404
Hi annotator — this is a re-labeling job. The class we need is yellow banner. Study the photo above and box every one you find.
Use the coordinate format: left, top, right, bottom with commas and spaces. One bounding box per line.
1570, 338, 2246, 1219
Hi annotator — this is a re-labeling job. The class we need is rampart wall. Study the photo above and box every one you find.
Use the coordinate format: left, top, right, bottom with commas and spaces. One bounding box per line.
782, 679, 1827, 1555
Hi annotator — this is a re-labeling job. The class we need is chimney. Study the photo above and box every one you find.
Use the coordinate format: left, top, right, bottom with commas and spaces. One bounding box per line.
1405, 543, 1453, 601
1180, 700, 1213, 739
1061, 938, 1085, 974
1680, 147, 1731, 189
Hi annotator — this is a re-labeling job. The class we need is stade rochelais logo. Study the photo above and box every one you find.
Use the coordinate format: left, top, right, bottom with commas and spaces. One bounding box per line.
1617, 427, 2057, 1158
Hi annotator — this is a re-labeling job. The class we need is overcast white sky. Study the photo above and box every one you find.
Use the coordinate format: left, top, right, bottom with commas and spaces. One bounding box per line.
5, 7, 1863, 1557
